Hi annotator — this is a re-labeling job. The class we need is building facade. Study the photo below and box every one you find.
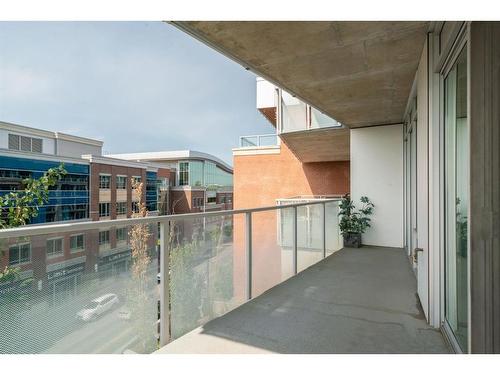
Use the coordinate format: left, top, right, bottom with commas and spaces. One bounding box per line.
109, 150, 233, 214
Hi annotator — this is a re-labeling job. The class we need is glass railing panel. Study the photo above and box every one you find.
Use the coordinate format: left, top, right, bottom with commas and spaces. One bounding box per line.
169, 213, 244, 340
297, 204, 323, 272
251, 207, 294, 298
281, 91, 307, 133
0, 224, 159, 354
310, 107, 342, 129
240, 136, 258, 147
239, 134, 278, 148
258, 134, 278, 146
325, 201, 342, 256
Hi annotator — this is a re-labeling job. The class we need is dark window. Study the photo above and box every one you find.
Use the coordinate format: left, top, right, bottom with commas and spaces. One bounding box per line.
116, 227, 127, 242
70, 234, 85, 252
99, 203, 110, 217
116, 202, 127, 215
116, 176, 126, 189
99, 230, 110, 245
9, 243, 31, 266
99, 175, 110, 189
46, 238, 64, 258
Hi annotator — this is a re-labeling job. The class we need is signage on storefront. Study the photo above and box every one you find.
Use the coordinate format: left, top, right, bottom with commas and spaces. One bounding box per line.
46, 263, 85, 281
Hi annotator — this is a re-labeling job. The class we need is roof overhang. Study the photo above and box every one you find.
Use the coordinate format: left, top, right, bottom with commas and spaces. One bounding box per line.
172, 21, 429, 128
280, 127, 350, 162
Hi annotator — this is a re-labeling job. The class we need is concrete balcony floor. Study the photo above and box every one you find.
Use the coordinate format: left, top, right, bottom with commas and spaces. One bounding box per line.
157, 246, 450, 354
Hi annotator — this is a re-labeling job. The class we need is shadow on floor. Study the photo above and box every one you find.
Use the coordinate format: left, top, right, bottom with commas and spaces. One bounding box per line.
158, 246, 450, 354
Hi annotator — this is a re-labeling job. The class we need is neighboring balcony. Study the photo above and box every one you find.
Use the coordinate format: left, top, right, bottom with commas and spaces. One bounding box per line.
0, 198, 448, 354
257, 77, 350, 162
233, 133, 280, 156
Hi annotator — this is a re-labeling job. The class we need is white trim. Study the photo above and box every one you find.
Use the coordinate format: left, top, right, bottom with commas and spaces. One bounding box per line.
54, 132, 103, 147
170, 186, 206, 192
232, 145, 281, 156
0, 121, 103, 147
108, 150, 233, 173
1, 120, 57, 138
82, 154, 151, 169
0, 148, 90, 165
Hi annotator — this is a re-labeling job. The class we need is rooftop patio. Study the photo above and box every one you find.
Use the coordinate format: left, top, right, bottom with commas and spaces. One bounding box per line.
157, 246, 449, 354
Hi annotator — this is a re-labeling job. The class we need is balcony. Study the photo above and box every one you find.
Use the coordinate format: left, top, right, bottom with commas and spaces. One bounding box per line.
157, 246, 449, 354
0, 198, 447, 354
239, 134, 278, 148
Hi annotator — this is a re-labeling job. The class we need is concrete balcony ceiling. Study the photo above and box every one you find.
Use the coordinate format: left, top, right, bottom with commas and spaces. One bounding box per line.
173, 21, 429, 128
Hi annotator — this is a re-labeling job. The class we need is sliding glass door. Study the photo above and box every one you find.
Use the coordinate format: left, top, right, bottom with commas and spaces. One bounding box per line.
444, 46, 469, 352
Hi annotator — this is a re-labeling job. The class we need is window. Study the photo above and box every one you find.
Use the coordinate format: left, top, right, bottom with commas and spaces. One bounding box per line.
179, 162, 189, 186
207, 196, 217, 204
116, 227, 127, 242
132, 176, 142, 188
444, 46, 469, 352
99, 174, 111, 189
70, 234, 85, 252
9, 243, 31, 266
99, 230, 110, 245
8, 134, 43, 153
116, 176, 126, 189
8, 134, 19, 150
193, 197, 204, 208
116, 202, 127, 215
99, 203, 110, 217
46, 238, 63, 258
131, 201, 140, 213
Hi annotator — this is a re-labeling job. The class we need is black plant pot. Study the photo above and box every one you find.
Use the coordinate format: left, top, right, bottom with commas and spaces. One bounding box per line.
343, 233, 362, 248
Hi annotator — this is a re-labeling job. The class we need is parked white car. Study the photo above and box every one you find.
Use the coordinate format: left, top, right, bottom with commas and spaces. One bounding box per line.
77, 293, 120, 322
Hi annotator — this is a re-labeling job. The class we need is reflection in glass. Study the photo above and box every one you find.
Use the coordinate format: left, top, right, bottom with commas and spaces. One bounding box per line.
444, 47, 468, 352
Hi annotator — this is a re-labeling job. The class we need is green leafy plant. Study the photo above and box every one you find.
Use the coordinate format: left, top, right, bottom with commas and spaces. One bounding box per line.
338, 194, 374, 236
0, 164, 67, 280
0, 164, 67, 229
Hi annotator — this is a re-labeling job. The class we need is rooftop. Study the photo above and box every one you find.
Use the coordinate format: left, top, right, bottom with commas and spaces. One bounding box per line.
108, 150, 233, 173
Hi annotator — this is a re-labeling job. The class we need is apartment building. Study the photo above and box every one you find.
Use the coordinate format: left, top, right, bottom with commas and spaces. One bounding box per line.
157, 20, 500, 354
0, 122, 166, 307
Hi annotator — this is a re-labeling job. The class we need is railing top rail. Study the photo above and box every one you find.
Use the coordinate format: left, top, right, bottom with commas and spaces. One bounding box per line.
0, 198, 341, 238
239, 133, 277, 139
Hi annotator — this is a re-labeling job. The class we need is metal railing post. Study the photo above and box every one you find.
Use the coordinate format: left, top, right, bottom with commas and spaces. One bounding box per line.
245, 212, 253, 300
322, 202, 326, 258
293, 206, 298, 275
159, 220, 171, 347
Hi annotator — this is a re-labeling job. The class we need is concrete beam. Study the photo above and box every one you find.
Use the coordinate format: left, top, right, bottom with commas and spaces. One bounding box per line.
172, 21, 429, 128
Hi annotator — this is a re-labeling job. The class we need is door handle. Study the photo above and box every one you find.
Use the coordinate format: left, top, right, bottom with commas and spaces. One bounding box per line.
412, 248, 423, 263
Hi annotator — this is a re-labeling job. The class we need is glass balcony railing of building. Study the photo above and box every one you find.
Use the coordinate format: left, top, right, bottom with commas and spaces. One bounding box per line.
239, 134, 278, 148
280, 90, 342, 133
0, 198, 341, 354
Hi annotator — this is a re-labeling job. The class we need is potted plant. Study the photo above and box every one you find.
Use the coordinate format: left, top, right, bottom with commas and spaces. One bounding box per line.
338, 194, 374, 248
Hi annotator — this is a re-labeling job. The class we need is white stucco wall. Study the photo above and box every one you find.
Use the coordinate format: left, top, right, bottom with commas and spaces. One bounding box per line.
56, 139, 102, 158
350, 124, 404, 248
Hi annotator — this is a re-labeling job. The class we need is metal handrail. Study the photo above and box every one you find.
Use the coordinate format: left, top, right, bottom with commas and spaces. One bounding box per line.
0, 198, 340, 238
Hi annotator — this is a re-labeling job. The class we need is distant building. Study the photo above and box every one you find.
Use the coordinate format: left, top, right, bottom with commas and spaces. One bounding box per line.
0, 120, 229, 304
109, 150, 233, 214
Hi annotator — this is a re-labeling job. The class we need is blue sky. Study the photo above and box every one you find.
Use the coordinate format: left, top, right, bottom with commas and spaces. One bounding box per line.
0, 22, 273, 164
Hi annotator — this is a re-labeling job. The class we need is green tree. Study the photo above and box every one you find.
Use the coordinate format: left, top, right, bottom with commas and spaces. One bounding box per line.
0, 164, 67, 229
0, 165, 66, 285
